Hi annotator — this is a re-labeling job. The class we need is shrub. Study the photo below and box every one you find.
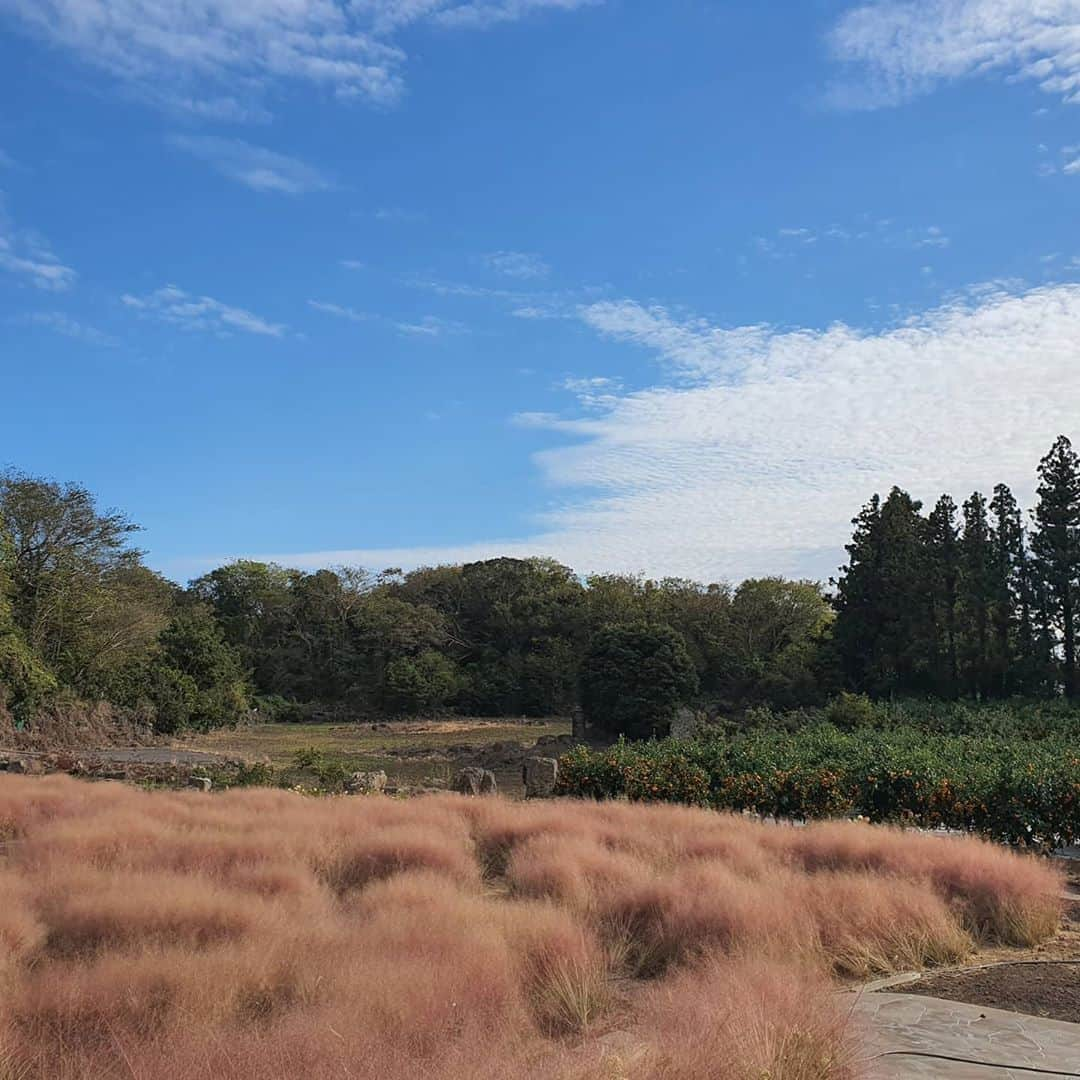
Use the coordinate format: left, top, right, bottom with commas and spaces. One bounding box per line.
559, 724, 1080, 849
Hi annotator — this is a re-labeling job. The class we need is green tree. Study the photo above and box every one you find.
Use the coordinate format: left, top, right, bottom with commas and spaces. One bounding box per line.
0, 471, 167, 687
989, 484, 1023, 696
1031, 436, 1080, 697
959, 492, 995, 698
833, 488, 931, 697
580, 622, 698, 739
926, 495, 961, 697
384, 650, 462, 714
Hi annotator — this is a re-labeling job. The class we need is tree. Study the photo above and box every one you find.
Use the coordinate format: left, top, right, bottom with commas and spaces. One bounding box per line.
580, 623, 698, 739
989, 484, 1023, 696
0, 527, 56, 718
832, 489, 931, 697
384, 650, 462, 714
0, 470, 161, 686
1031, 436, 1080, 697
926, 495, 960, 697
155, 606, 250, 730
959, 492, 995, 698
715, 578, 832, 709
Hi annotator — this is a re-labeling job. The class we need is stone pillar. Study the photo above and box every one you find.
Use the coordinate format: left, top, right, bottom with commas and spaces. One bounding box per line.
571, 705, 586, 741
523, 757, 559, 798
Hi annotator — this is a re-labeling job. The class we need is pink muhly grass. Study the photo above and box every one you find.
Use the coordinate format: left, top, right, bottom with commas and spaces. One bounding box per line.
0, 775, 1066, 1080
630, 955, 861, 1080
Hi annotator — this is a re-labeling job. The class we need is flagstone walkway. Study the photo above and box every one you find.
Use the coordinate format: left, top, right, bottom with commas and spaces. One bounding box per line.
855, 991, 1080, 1078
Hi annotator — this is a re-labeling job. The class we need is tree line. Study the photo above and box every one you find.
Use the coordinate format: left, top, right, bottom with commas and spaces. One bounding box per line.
832, 435, 1080, 701
2, 434, 1079, 737
0, 468, 831, 733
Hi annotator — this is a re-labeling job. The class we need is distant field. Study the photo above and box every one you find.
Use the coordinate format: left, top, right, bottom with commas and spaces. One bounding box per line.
0, 774, 1065, 1079
186, 717, 573, 794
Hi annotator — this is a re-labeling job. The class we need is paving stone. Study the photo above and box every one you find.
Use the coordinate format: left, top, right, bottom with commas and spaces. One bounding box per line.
854, 991, 1080, 1078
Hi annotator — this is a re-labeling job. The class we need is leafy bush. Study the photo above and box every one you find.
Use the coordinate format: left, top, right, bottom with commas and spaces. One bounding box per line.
558, 724, 1080, 849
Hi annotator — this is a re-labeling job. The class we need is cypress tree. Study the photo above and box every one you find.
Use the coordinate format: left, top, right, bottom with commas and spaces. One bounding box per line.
960, 492, 994, 698
926, 495, 960, 698
1032, 436, 1080, 697
988, 484, 1022, 697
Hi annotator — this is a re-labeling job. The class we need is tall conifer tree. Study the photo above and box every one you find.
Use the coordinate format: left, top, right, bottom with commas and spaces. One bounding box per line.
926, 495, 960, 697
1032, 436, 1080, 697
960, 492, 994, 698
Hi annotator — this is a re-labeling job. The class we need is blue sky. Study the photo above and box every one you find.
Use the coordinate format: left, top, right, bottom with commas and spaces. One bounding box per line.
3, 0, 1080, 584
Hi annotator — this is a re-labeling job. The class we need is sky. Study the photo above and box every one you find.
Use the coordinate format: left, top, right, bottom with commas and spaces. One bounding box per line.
3, 0, 1080, 586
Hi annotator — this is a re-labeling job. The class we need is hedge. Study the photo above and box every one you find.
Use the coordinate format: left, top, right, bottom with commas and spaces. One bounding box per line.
555, 725, 1080, 849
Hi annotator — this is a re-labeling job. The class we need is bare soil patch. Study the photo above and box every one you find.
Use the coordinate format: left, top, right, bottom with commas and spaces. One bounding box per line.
894, 891, 1080, 1022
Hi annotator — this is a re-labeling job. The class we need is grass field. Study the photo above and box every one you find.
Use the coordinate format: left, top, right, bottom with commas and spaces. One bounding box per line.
0, 774, 1064, 1079
186, 717, 572, 794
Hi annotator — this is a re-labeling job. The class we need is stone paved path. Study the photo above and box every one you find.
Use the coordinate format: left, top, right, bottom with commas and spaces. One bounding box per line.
854, 992, 1080, 1078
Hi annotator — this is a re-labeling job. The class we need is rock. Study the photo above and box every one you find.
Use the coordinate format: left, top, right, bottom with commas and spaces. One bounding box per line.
188, 776, 213, 792
345, 770, 388, 795
6, 758, 44, 776
523, 757, 559, 799
669, 706, 700, 741
451, 766, 498, 796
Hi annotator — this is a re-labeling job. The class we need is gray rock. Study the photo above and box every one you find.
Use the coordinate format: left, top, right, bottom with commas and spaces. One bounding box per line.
451, 766, 498, 796
523, 756, 559, 799
345, 770, 388, 795
188, 776, 213, 792
669, 706, 700, 741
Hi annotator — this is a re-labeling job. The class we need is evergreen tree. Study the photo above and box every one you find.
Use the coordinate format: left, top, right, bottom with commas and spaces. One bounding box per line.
833, 489, 930, 697
926, 495, 960, 697
989, 484, 1022, 696
1031, 436, 1080, 697
959, 492, 995, 698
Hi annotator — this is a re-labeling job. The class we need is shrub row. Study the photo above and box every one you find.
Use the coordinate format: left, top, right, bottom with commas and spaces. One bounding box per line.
556, 725, 1080, 849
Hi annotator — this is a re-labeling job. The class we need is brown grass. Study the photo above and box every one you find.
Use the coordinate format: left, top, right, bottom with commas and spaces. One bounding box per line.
0, 775, 1063, 1079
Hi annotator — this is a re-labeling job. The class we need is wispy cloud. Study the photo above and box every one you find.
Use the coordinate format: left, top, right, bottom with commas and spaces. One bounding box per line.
308, 299, 464, 337
122, 285, 285, 337
167, 136, 332, 194
246, 283, 1080, 581
751, 218, 949, 259
340, 259, 366, 270
0, 195, 76, 291
394, 315, 467, 337
482, 250, 550, 279
829, 0, 1080, 108
0, 0, 598, 116
20, 310, 115, 346
308, 299, 371, 323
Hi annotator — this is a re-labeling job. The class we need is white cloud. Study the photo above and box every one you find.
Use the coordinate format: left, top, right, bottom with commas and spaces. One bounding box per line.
0, 0, 597, 115
168, 136, 331, 194
243, 283, 1080, 582
829, 0, 1080, 108
0, 196, 76, 291
394, 314, 467, 336
340, 259, 366, 270
308, 299, 371, 322
122, 285, 285, 337
482, 250, 551, 279
21, 310, 115, 345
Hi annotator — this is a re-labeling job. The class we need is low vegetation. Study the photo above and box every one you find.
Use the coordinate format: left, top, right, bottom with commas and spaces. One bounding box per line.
0, 775, 1063, 1079
558, 724, 1080, 848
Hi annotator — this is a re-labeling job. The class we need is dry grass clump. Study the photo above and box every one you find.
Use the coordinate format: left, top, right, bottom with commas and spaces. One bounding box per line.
0, 775, 1063, 1079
